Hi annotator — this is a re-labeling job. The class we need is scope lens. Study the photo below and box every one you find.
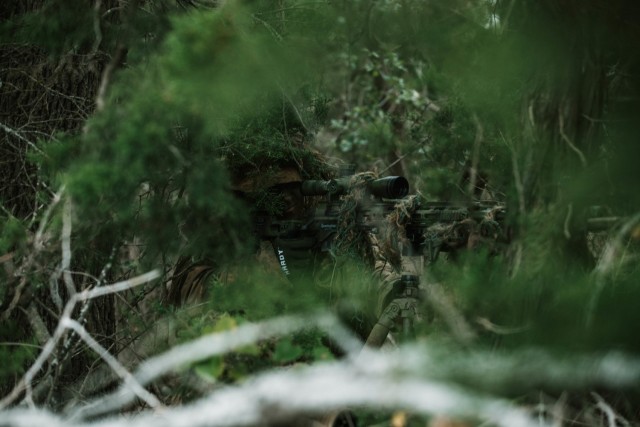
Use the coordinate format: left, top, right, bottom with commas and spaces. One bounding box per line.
389, 176, 409, 198
370, 176, 409, 198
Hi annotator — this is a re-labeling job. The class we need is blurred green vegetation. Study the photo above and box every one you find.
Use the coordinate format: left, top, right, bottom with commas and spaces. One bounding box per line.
2, 0, 640, 416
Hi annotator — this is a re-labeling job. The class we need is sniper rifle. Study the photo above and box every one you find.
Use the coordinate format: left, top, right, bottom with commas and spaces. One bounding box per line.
253, 173, 508, 346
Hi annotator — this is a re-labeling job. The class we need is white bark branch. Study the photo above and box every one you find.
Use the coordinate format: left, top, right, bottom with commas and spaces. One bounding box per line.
61, 198, 77, 296
70, 313, 361, 420
3, 356, 544, 427
62, 318, 162, 411
3, 312, 640, 427
0, 121, 45, 155
0, 270, 161, 410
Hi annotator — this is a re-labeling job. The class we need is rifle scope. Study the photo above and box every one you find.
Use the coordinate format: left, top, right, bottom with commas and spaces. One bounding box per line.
301, 176, 409, 199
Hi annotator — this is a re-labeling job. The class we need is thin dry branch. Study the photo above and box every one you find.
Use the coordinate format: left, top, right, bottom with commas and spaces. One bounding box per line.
421, 281, 476, 345
1, 186, 66, 321
49, 196, 76, 312
69, 313, 361, 420
467, 113, 483, 198
94, 46, 126, 114
501, 131, 525, 215
592, 392, 631, 427
68, 317, 640, 423
3, 312, 640, 427
91, 0, 104, 55
62, 318, 162, 411
5, 350, 545, 427
61, 198, 76, 296
0, 270, 161, 410
558, 111, 587, 167
0, 122, 45, 155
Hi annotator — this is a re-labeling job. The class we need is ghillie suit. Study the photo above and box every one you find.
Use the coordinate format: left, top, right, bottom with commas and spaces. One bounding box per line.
311, 171, 392, 339
165, 163, 394, 342
365, 193, 507, 348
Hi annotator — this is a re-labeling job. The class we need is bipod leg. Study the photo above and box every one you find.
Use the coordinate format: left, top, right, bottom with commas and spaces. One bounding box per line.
365, 275, 420, 348
365, 298, 400, 348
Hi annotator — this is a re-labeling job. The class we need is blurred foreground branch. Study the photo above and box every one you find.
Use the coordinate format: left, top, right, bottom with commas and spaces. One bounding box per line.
3, 308, 640, 426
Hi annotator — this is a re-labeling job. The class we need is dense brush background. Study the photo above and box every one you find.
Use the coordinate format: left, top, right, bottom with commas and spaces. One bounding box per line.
1, 0, 640, 425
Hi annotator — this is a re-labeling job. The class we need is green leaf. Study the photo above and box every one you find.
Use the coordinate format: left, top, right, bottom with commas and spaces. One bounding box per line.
272, 338, 304, 363
194, 356, 224, 382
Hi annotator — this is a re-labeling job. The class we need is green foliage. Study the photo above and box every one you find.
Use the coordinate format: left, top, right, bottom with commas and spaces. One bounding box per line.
159, 3, 320, 134
429, 216, 640, 354
3, 0, 640, 417
328, 48, 427, 156
0, 343, 36, 383
0, 321, 36, 386
180, 312, 333, 383
0, 0, 94, 55
272, 337, 304, 363
219, 94, 332, 181
0, 216, 27, 255
41, 2, 344, 267
0, 0, 184, 58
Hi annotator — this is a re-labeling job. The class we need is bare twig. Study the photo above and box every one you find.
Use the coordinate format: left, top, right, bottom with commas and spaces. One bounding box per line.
252, 14, 284, 41
91, 0, 104, 55
70, 313, 361, 420
422, 281, 476, 345
124, 357, 541, 427
1, 276, 32, 322
34, 186, 65, 251
2, 187, 66, 321
475, 317, 529, 335
52, 245, 120, 394
79, 269, 160, 301
5, 312, 640, 427
499, 0, 517, 35
592, 392, 630, 427
380, 151, 412, 176
563, 203, 573, 240
0, 122, 45, 155
378, 136, 430, 176
501, 132, 526, 215
551, 392, 567, 427
62, 318, 162, 411
12, 347, 545, 427
61, 189, 76, 297
467, 113, 483, 198
0, 270, 161, 410
94, 45, 127, 114
24, 304, 52, 345
558, 111, 587, 167
509, 242, 524, 278
49, 196, 76, 312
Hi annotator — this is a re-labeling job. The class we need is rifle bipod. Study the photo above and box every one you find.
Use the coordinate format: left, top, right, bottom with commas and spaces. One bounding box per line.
365, 274, 421, 348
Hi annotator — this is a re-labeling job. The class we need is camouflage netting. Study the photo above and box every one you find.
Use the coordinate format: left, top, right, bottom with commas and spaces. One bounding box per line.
379, 195, 421, 269
332, 172, 379, 264
219, 95, 332, 186
223, 139, 332, 184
